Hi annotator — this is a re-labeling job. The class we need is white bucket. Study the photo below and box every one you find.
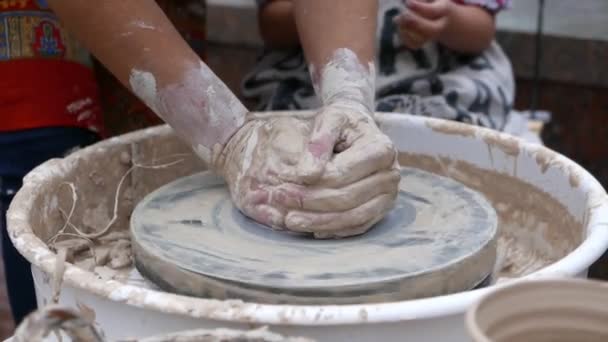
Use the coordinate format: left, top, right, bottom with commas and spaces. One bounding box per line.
466, 279, 608, 342
7, 113, 608, 341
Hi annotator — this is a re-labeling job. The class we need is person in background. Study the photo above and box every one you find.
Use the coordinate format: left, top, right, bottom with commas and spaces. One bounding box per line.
243, 0, 516, 131
0, 0, 103, 324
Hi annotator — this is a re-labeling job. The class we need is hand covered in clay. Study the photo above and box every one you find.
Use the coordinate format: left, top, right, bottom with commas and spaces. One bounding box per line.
215, 111, 400, 238
395, 0, 453, 50
214, 112, 310, 230
285, 103, 401, 238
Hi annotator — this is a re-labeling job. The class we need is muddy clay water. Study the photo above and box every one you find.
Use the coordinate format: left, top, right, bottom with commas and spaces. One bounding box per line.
398, 153, 582, 280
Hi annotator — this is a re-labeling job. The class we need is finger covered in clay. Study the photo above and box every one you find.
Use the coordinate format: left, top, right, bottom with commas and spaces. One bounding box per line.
286, 110, 348, 184
272, 169, 400, 213
285, 192, 398, 238
321, 134, 398, 187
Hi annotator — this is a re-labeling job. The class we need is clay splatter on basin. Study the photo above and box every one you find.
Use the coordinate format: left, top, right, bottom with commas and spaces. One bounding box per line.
398, 153, 584, 279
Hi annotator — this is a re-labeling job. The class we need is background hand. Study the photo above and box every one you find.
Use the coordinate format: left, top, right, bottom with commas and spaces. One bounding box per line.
395, 0, 453, 50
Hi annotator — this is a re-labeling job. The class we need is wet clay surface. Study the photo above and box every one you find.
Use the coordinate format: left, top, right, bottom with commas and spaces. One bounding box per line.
398, 153, 583, 279
130, 167, 497, 304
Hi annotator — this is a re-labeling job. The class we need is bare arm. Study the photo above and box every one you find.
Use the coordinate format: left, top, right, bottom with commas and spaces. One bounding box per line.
287, 0, 399, 236
47, 0, 247, 163
293, 0, 377, 70
258, 0, 299, 48
293, 0, 377, 113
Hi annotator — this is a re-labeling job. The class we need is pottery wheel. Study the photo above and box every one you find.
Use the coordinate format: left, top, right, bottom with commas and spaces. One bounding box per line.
131, 167, 498, 305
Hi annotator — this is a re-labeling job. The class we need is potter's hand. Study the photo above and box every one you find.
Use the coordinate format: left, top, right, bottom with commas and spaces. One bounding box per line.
215, 112, 400, 239
271, 46, 401, 238
283, 104, 401, 238
214, 114, 302, 230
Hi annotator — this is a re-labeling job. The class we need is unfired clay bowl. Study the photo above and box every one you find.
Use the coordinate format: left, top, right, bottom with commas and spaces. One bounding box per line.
466, 278, 608, 342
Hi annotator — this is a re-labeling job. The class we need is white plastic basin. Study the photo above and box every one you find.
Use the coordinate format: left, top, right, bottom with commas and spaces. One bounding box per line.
7, 113, 608, 341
